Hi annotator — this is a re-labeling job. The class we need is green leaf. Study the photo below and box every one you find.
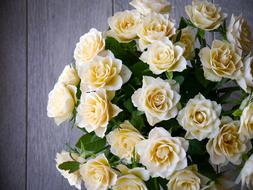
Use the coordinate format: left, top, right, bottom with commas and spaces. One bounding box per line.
123, 98, 134, 112
188, 139, 206, 155
174, 75, 184, 85
232, 109, 243, 117
130, 111, 145, 131
165, 71, 173, 79
58, 161, 80, 173
146, 178, 160, 190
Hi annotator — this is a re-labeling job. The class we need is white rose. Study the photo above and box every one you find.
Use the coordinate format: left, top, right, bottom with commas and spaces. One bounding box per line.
185, 0, 226, 31
239, 102, 253, 139
74, 28, 105, 67
136, 127, 189, 178
137, 13, 176, 51
237, 154, 253, 189
199, 40, 242, 82
113, 164, 149, 190
58, 65, 80, 86
206, 116, 252, 166
167, 165, 211, 190
237, 54, 253, 93
130, 0, 171, 15
80, 154, 117, 190
76, 89, 122, 138
132, 76, 181, 126
106, 120, 144, 163
140, 38, 187, 74
227, 14, 252, 54
177, 93, 221, 141
79, 51, 131, 92
55, 151, 84, 190
107, 10, 141, 43
47, 83, 76, 125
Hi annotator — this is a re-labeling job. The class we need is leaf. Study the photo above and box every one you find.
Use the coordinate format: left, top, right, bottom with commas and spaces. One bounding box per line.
232, 109, 243, 117
165, 71, 173, 79
123, 98, 135, 112
188, 139, 206, 155
174, 75, 184, 85
58, 161, 80, 173
130, 111, 145, 131
145, 178, 160, 190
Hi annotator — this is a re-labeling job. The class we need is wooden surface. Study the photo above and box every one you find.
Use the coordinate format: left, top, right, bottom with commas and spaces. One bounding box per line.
0, 0, 252, 189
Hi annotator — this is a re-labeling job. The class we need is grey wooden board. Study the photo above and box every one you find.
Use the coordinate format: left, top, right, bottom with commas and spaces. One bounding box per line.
0, 0, 26, 190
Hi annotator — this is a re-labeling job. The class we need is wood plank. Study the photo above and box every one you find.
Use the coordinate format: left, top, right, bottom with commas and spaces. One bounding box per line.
114, 0, 130, 12
0, 0, 26, 190
27, 0, 112, 189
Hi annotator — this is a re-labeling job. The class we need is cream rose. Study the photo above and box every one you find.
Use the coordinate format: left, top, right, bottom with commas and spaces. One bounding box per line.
47, 83, 76, 125
113, 164, 149, 190
237, 154, 253, 189
136, 127, 189, 178
167, 165, 211, 190
79, 51, 131, 92
185, 0, 226, 31
58, 65, 80, 86
177, 93, 221, 141
74, 28, 105, 67
106, 120, 144, 163
107, 10, 141, 43
227, 14, 252, 54
132, 76, 181, 126
207, 117, 251, 166
199, 40, 242, 81
237, 54, 253, 93
130, 0, 171, 15
80, 154, 117, 190
239, 103, 253, 139
137, 13, 176, 51
76, 89, 122, 138
55, 151, 84, 190
140, 38, 187, 74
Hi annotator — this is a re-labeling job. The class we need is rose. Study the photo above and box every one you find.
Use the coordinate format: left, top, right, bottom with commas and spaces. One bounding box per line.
47, 83, 76, 125
55, 151, 84, 190
76, 89, 122, 138
113, 165, 149, 190
136, 127, 189, 178
137, 13, 176, 51
177, 93, 221, 141
74, 28, 105, 67
107, 10, 141, 43
78, 51, 131, 92
199, 40, 242, 81
185, 0, 226, 31
207, 116, 252, 166
131, 76, 181, 126
237, 154, 253, 189
237, 54, 253, 93
106, 120, 144, 163
227, 14, 252, 54
167, 165, 211, 190
58, 65, 80, 86
239, 103, 253, 139
130, 0, 171, 15
140, 38, 187, 74
80, 154, 117, 190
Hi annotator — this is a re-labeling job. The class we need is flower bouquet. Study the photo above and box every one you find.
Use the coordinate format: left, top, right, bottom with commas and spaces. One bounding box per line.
47, 0, 253, 189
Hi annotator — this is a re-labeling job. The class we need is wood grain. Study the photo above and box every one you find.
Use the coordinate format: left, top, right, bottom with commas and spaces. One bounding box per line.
27, 0, 112, 189
0, 0, 26, 190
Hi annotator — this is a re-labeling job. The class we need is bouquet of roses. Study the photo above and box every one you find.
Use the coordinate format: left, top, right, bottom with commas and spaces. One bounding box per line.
47, 0, 253, 189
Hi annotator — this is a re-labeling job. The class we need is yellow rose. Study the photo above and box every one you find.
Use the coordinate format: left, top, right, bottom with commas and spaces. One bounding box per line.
132, 76, 181, 126
58, 65, 80, 86
47, 83, 76, 125
206, 117, 251, 166
130, 0, 172, 15
167, 165, 211, 190
185, 0, 226, 31
74, 28, 105, 67
227, 14, 252, 54
177, 93, 221, 141
107, 10, 141, 43
106, 120, 144, 163
239, 103, 253, 139
237, 154, 253, 189
136, 127, 189, 178
137, 13, 176, 51
80, 154, 117, 190
79, 51, 131, 92
76, 89, 122, 138
140, 38, 187, 74
199, 40, 242, 82
113, 164, 149, 190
